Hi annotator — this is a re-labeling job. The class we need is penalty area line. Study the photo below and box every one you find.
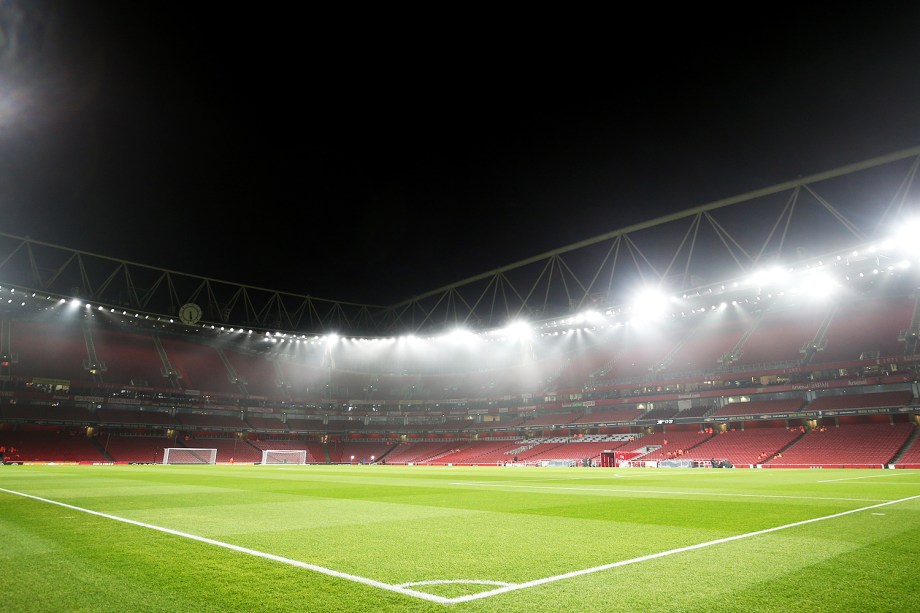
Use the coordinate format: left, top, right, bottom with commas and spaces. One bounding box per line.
444, 493, 920, 604
5, 487, 917, 606
0, 487, 452, 605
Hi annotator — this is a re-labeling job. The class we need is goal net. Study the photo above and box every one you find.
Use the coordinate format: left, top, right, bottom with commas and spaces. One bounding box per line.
162, 448, 218, 464
539, 459, 578, 467
261, 449, 308, 465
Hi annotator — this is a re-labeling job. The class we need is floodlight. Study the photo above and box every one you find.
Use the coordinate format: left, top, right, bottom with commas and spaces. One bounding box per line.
501, 320, 532, 339
629, 286, 670, 320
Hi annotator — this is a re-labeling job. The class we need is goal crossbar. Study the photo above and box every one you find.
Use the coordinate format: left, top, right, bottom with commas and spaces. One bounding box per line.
261, 449, 308, 465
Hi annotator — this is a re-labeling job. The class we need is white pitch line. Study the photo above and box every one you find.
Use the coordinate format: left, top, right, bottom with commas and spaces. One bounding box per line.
817, 472, 920, 483
448, 482, 887, 502
444, 493, 920, 604
0, 487, 451, 605
3, 487, 918, 606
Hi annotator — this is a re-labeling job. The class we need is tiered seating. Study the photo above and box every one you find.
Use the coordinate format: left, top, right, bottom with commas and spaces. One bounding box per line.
303, 440, 328, 462
284, 415, 325, 431
159, 336, 240, 395
275, 360, 328, 399
1, 404, 93, 423
244, 414, 288, 431
433, 440, 524, 464
620, 430, 714, 460
175, 411, 245, 429
806, 390, 914, 412
674, 405, 713, 419
554, 346, 616, 390
468, 415, 527, 430
734, 303, 828, 366
325, 440, 346, 463
184, 437, 262, 463
893, 433, 920, 468
328, 370, 375, 398
337, 441, 395, 463
815, 295, 916, 362
442, 418, 475, 429
712, 397, 805, 417
572, 408, 644, 424
686, 427, 802, 466
380, 441, 460, 464
101, 434, 177, 463
600, 321, 680, 381
223, 348, 284, 398
95, 407, 176, 426
412, 372, 474, 400
522, 439, 628, 464
326, 417, 366, 432
513, 439, 568, 461
766, 422, 914, 467
249, 438, 323, 462
520, 411, 580, 427
367, 373, 416, 399
641, 407, 680, 421
9, 319, 91, 382
471, 364, 547, 397
663, 309, 752, 374
0, 429, 105, 462
91, 328, 167, 388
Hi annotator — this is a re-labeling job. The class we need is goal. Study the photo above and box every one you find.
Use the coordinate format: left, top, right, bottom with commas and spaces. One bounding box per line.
162, 447, 218, 464
261, 449, 308, 465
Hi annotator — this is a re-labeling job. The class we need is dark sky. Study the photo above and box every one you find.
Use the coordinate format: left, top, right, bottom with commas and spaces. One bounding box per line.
3, 3, 920, 305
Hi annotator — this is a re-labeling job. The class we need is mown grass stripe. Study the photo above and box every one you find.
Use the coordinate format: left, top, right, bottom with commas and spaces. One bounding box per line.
0, 486, 452, 604
446, 493, 920, 604
449, 481, 888, 502
3, 486, 917, 605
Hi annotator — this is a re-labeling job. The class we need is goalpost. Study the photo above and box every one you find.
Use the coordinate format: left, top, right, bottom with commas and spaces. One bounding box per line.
162, 448, 218, 465
261, 449, 308, 465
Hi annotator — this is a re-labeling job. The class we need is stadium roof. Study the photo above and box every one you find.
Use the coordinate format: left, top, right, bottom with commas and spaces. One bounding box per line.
1, 146, 918, 337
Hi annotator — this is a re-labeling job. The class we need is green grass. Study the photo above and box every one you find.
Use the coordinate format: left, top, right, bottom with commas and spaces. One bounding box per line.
1, 465, 919, 612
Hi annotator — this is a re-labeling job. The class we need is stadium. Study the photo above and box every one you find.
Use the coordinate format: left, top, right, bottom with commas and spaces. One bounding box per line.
2, 148, 920, 611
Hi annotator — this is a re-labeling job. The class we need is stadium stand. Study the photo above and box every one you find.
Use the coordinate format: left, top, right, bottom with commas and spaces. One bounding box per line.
9, 319, 94, 382
95, 407, 176, 426
765, 422, 914, 468
0, 291, 918, 466
713, 397, 806, 417
686, 427, 803, 467
99, 433, 177, 463
615, 430, 713, 461
663, 308, 753, 375
158, 336, 243, 396
732, 303, 829, 367
806, 390, 914, 412
91, 327, 172, 388
813, 295, 916, 364
244, 413, 288, 431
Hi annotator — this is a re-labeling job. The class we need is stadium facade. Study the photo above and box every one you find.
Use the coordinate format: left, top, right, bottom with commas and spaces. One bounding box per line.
1, 147, 920, 468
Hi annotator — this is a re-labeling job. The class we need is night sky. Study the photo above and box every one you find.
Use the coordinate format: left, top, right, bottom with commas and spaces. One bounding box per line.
2, 3, 920, 306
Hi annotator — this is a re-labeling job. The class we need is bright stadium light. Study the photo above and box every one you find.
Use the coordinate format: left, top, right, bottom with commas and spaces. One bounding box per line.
443, 328, 477, 344
628, 286, 670, 320
745, 265, 788, 288
886, 217, 920, 249
796, 269, 839, 300
573, 309, 603, 325
499, 320, 532, 339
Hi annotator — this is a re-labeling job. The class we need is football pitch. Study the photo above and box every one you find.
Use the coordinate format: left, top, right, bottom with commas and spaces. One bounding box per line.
2, 464, 918, 612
